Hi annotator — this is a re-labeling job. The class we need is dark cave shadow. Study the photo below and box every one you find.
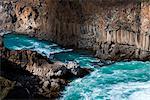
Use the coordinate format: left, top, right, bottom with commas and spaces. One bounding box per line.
0, 58, 49, 99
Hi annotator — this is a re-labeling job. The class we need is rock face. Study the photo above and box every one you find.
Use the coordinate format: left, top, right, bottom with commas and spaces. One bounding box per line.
0, 36, 90, 98
1, 46, 90, 79
0, 0, 150, 60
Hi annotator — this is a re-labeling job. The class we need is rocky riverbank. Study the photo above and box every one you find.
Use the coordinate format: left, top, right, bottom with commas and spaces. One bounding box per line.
0, 36, 91, 99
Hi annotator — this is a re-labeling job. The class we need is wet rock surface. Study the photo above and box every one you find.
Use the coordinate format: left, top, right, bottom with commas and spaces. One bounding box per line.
96, 42, 150, 61
0, 0, 150, 61
66, 61, 92, 77
0, 36, 90, 99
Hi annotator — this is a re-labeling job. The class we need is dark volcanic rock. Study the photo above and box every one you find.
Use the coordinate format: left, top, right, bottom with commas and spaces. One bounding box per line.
96, 42, 150, 61
66, 61, 91, 78
0, 36, 90, 99
0, 76, 15, 99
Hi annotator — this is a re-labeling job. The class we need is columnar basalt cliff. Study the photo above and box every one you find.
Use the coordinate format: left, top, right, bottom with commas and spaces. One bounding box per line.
0, 0, 150, 60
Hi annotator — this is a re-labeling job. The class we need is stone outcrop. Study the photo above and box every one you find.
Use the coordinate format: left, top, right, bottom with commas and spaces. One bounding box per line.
0, 0, 150, 60
0, 36, 90, 98
96, 42, 150, 61
1, 45, 90, 79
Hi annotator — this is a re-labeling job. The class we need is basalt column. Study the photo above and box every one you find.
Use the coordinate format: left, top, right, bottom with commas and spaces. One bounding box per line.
48, 0, 150, 60
0, 0, 150, 60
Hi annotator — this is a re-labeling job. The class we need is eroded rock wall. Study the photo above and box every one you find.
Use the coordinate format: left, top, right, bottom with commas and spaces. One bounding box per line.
0, 0, 150, 60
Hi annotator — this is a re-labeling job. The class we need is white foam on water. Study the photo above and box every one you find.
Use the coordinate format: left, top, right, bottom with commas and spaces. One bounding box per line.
61, 61, 150, 100
108, 81, 150, 100
44, 44, 57, 48
0, 31, 11, 36
129, 89, 150, 100
4, 34, 73, 58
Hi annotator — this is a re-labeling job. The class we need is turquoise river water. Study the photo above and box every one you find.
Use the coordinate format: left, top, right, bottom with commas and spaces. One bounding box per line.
3, 34, 150, 100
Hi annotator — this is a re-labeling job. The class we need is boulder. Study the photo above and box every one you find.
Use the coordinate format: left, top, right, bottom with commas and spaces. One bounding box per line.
66, 61, 91, 78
